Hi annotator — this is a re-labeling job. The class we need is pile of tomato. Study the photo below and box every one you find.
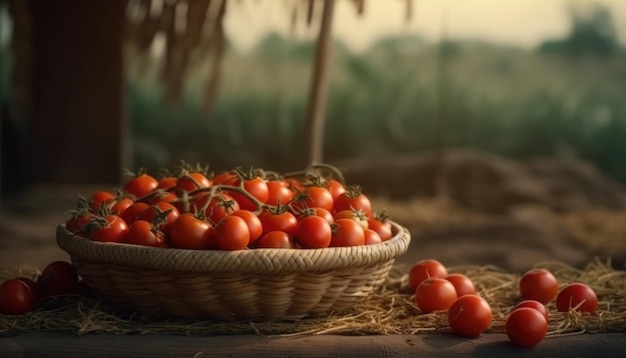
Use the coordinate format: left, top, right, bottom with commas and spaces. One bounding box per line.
408, 259, 599, 348
63, 163, 393, 250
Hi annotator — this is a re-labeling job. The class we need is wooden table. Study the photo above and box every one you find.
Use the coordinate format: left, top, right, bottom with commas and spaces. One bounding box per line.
1, 332, 625, 357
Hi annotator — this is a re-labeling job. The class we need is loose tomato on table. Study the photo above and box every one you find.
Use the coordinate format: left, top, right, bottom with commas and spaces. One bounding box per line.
513, 300, 549, 321
0, 277, 39, 315
414, 277, 457, 314
38, 261, 80, 298
443, 273, 476, 297
408, 259, 448, 291
506, 307, 548, 348
519, 268, 558, 304
448, 294, 493, 337
556, 282, 598, 313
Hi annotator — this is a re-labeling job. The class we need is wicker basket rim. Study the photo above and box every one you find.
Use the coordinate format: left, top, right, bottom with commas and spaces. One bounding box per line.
56, 222, 410, 274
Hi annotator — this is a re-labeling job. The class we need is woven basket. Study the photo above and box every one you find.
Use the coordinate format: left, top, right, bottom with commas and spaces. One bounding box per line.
56, 222, 410, 321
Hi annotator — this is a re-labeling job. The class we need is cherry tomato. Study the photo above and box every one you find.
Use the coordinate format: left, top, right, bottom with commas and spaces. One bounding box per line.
138, 201, 180, 236
296, 207, 334, 224
192, 193, 240, 224
448, 294, 493, 337
298, 186, 334, 212
408, 259, 448, 290
38, 261, 80, 297
333, 187, 372, 217
367, 214, 393, 241
513, 300, 549, 321
0, 278, 38, 315
146, 190, 178, 205
363, 228, 383, 245
325, 179, 346, 200
66, 211, 98, 237
255, 231, 296, 249
110, 196, 134, 216
506, 307, 548, 347
231, 210, 263, 244
123, 220, 165, 247
89, 215, 129, 243
556, 283, 598, 313
119, 201, 150, 225
89, 190, 114, 210
228, 176, 269, 211
296, 215, 332, 249
169, 213, 213, 250
330, 218, 365, 247
333, 209, 369, 230
415, 277, 458, 314
157, 176, 177, 190
444, 273, 476, 297
212, 215, 250, 250
519, 268, 558, 304
176, 172, 211, 192
265, 180, 294, 206
258, 209, 299, 237
123, 173, 159, 198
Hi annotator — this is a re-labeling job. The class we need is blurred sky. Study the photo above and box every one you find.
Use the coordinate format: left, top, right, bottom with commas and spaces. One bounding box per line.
224, 0, 626, 53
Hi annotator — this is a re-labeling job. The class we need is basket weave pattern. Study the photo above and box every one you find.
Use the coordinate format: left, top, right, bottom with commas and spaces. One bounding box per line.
57, 222, 410, 321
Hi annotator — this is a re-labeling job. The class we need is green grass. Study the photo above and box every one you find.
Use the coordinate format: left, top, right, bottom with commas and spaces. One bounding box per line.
128, 34, 626, 182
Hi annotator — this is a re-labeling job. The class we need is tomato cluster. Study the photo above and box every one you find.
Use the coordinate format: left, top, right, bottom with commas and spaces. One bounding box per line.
0, 261, 84, 316
65, 164, 394, 251
407, 260, 600, 346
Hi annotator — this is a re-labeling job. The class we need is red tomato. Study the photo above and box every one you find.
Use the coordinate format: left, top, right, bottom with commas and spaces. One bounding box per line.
0, 278, 38, 315
333, 187, 372, 217
363, 228, 383, 245
513, 300, 549, 322
119, 201, 150, 225
157, 176, 177, 190
448, 294, 493, 337
89, 190, 114, 210
330, 218, 365, 247
299, 186, 334, 212
296, 215, 332, 249
176, 172, 211, 192
444, 273, 476, 297
367, 215, 393, 242
169, 213, 213, 250
333, 209, 369, 230
519, 268, 558, 304
408, 259, 448, 291
255, 231, 296, 249
110, 197, 134, 216
123, 220, 165, 247
506, 307, 548, 347
123, 173, 159, 198
266, 180, 294, 206
296, 207, 335, 224
146, 190, 178, 205
556, 283, 598, 313
325, 179, 346, 200
212, 215, 250, 250
231, 210, 263, 244
228, 176, 269, 211
89, 215, 129, 243
415, 277, 458, 314
138, 201, 180, 236
258, 209, 299, 237
66, 211, 98, 237
192, 193, 240, 224
38, 261, 80, 297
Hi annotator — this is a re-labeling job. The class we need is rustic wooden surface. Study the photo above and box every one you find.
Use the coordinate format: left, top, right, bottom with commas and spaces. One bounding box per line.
1, 332, 625, 358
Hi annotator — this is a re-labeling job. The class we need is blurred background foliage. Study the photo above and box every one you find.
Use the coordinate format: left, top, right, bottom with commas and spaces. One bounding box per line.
126, 1, 626, 181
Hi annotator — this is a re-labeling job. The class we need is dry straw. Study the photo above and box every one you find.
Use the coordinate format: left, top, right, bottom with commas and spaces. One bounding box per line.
1, 258, 624, 336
